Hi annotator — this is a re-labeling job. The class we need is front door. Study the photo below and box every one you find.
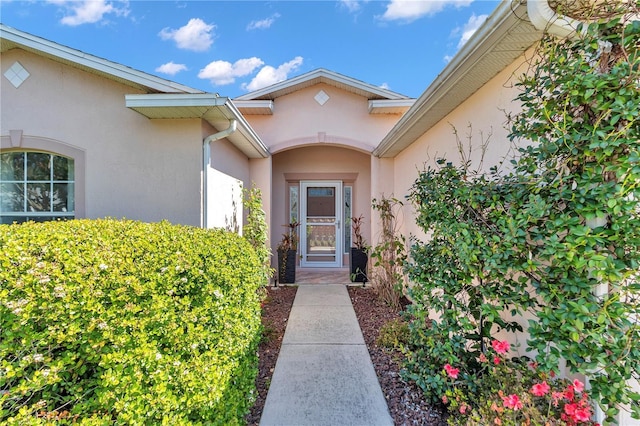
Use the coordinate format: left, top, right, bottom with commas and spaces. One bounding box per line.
300, 181, 342, 267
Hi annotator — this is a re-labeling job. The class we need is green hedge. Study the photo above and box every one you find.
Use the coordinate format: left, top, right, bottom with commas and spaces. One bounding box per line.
0, 219, 264, 425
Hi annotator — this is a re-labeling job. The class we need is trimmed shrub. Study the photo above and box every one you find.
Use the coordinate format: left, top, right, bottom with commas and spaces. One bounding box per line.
0, 219, 264, 425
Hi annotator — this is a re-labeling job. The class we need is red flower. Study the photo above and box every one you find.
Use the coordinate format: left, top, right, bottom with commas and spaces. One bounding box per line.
531, 381, 551, 397
444, 364, 459, 379
502, 394, 523, 410
564, 403, 578, 417
573, 379, 585, 393
493, 356, 501, 365
491, 340, 510, 354
565, 384, 575, 401
574, 406, 592, 422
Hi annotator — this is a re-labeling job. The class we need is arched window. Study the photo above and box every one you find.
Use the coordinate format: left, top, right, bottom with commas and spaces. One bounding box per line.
1, 151, 75, 224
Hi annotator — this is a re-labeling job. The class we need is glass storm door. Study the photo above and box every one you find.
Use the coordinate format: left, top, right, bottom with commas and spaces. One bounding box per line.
300, 181, 342, 267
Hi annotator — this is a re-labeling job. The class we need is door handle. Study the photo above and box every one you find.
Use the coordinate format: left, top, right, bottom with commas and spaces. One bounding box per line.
336, 219, 340, 229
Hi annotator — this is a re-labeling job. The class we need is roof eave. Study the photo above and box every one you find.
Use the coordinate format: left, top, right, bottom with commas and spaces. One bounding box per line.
234, 68, 410, 101
125, 94, 270, 159
368, 99, 416, 114
233, 100, 274, 115
0, 23, 202, 94
373, 0, 540, 158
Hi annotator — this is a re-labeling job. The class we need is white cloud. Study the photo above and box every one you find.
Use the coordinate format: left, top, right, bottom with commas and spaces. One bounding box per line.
339, 0, 363, 13
380, 0, 473, 22
379, 82, 390, 90
457, 13, 487, 48
159, 18, 215, 52
198, 57, 264, 85
46, 0, 129, 26
247, 13, 281, 30
242, 56, 304, 92
155, 62, 188, 76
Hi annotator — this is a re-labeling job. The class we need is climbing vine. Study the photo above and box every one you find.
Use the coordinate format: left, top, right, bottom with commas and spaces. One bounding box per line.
405, 6, 639, 422
370, 196, 407, 310
243, 184, 273, 285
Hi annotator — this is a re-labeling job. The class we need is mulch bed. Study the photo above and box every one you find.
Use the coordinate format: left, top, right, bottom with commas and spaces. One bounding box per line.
246, 285, 447, 426
245, 286, 298, 425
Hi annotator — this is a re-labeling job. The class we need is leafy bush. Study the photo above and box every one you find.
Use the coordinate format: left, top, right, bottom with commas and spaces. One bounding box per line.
376, 318, 409, 350
404, 6, 639, 422
442, 340, 598, 426
0, 219, 264, 425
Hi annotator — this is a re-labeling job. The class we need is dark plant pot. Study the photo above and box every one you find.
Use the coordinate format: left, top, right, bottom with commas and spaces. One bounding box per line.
350, 247, 368, 283
277, 249, 297, 284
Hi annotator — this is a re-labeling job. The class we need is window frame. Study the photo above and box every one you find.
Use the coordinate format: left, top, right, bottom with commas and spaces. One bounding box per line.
1, 134, 85, 224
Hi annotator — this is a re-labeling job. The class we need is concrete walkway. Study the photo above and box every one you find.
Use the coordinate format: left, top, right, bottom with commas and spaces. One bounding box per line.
260, 284, 393, 426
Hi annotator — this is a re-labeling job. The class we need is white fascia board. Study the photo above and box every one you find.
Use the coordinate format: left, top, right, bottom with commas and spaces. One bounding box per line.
235, 68, 409, 101
232, 100, 274, 114
125, 93, 270, 159
225, 100, 270, 158
1, 24, 202, 94
368, 99, 416, 113
125, 93, 228, 109
373, 0, 529, 158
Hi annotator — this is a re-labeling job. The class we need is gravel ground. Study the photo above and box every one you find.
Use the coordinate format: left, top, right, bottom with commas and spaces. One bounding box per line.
246, 285, 447, 426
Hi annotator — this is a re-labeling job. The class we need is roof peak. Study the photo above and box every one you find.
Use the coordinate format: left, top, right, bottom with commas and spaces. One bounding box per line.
234, 68, 411, 101
0, 23, 203, 94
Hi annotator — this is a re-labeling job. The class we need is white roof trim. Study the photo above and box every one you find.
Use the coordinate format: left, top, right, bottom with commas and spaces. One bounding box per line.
125, 94, 270, 159
368, 99, 416, 114
374, 0, 540, 158
232, 100, 274, 115
235, 68, 410, 101
0, 24, 202, 94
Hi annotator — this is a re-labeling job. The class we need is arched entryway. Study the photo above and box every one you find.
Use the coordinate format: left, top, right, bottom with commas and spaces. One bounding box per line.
271, 145, 371, 269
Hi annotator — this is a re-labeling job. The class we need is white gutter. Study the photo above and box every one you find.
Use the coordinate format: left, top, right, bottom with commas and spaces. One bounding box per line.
202, 119, 238, 228
527, 0, 582, 37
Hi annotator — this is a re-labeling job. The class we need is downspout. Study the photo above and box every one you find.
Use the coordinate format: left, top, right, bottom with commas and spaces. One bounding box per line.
527, 0, 583, 37
203, 119, 237, 228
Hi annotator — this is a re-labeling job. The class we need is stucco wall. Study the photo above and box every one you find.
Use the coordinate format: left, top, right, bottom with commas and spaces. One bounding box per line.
205, 121, 250, 231
1, 49, 203, 226
392, 51, 530, 241
271, 146, 371, 267
245, 83, 403, 153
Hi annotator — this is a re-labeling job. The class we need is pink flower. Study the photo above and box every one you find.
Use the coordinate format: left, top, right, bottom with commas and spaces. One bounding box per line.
493, 356, 501, 365
565, 384, 575, 401
531, 381, 551, 397
479, 353, 488, 363
491, 340, 510, 354
573, 379, 585, 393
502, 394, 523, 410
442, 395, 448, 404
551, 391, 564, 407
444, 364, 459, 379
459, 404, 468, 414
574, 406, 592, 422
564, 403, 578, 417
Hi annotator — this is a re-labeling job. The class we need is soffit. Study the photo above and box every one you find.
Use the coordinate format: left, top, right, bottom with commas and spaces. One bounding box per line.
0, 24, 202, 94
233, 100, 274, 115
125, 94, 270, 159
374, 0, 542, 158
234, 68, 411, 102
368, 99, 416, 114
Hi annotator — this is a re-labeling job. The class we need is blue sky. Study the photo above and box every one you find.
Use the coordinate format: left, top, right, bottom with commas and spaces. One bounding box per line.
1, 0, 501, 98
